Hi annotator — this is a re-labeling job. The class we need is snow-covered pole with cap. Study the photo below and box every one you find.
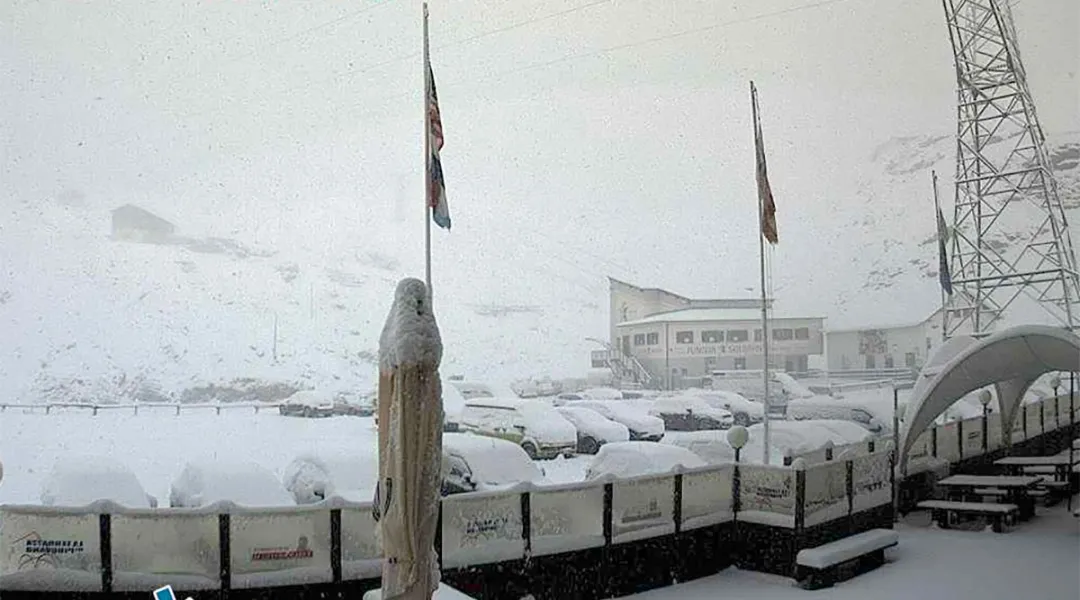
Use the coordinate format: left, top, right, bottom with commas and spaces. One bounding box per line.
374, 278, 444, 600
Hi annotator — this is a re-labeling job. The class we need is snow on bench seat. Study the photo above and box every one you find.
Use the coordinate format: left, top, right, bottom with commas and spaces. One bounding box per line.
1022, 466, 1057, 474
917, 500, 1017, 513
973, 487, 1009, 496
796, 529, 898, 569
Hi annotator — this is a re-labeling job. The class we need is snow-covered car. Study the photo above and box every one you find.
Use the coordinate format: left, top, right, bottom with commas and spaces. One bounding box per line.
585, 441, 706, 480
555, 406, 630, 454
459, 398, 578, 459
332, 393, 375, 417
282, 453, 377, 504
683, 390, 766, 426
40, 457, 157, 508
442, 433, 548, 495
553, 387, 626, 405
170, 460, 296, 507
279, 391, 335, 418
566, 400, 665, 441
664, 419, 874, 465
786, 398, 888, 433
646, 397, 734, 431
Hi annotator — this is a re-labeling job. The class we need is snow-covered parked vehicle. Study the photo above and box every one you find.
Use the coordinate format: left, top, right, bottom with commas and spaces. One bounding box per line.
645, 397, 734, 431
278, 391, 335, 418
682, 390, 766, 426
585, 441, 705, 480
441, 433, 548, 495
555, 406, 630, 454
40, 457, 157, 508
566, 400, 665, 441
785, 398, 889, 434
459, 398, 577, 459
170, 460, 296, 507
282, 453, 377, 504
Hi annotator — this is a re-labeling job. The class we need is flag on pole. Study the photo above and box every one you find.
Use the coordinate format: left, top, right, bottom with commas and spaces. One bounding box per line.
752, 87, 778, 245
936, 206, 953, 295
427, 64, 451, 230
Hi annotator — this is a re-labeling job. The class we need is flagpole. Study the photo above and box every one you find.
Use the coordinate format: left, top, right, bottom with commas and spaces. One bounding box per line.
933, 169, 945, 342
423, 2, 433, 300
752, 81, 771, 465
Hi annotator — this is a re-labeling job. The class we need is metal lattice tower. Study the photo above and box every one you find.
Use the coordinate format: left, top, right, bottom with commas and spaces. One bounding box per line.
941, 0, 1079, 338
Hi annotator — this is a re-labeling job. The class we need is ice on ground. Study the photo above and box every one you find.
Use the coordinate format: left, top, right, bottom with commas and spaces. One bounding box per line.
39, 456, 155, 508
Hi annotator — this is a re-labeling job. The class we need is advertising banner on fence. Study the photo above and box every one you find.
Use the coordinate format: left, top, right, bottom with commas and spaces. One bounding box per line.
0, 511, 100, 591
441, 493, 524, 569
852, 451, 891, 513
530, 484, 605, 557
962, 417, 984, 458
738, 465, 795, 527
680, 466, 733, 530
228, 511, 330, 588
110, 513, 219, 591
802, 461, 848, 527
612, 475, 675, 544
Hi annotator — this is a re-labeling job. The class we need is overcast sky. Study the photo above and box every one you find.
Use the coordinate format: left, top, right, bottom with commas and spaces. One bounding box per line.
2, 0, 1076, 300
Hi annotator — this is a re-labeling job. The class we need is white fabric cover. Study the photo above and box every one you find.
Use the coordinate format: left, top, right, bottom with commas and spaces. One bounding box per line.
898, 325, 1080, 473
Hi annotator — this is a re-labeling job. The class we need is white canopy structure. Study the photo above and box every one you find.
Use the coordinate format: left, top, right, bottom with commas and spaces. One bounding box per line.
898, 325, 1080, 473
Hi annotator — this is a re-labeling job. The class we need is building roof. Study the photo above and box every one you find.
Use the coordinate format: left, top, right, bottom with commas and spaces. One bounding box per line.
615, 307, 824, 327
825, 308, 941, 334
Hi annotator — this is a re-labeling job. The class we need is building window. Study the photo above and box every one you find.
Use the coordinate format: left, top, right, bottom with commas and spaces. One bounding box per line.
734, 357, 747, 370
773, 328, 794, 341
865, 354, 876, 369
704, 356, 718, 371
841, 355, 851, 369
794, 327, 810, 340
796, 355, 809, 371
926, 337, 932, 350
729, 330, 749, 343
633, 334, 646, 346
884, 355, 895, 368
753, 329, 762, 342
676, 331, 694, 344
905, 352, 917, 368
646, 332, 659, 345
701, 330, 723, 343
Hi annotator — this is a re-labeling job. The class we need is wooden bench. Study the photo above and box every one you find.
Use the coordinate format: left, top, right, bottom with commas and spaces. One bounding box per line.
794, 528, 899, 590
917, 500, 1019, 533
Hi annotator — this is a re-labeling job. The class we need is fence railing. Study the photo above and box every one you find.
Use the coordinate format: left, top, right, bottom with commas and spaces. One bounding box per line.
0, 401, 284, 416
0, 449, 899, 592
790, 394, 1078, 473
1, 394, 1074, 593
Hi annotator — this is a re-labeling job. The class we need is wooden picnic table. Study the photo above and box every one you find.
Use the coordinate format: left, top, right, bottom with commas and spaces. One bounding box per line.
937, 474, 1043, 520
995, 454, 1080, 481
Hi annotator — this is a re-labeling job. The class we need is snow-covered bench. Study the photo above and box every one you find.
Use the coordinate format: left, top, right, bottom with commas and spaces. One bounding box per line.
794, 528, 898, 590
917, 500, 1019, 533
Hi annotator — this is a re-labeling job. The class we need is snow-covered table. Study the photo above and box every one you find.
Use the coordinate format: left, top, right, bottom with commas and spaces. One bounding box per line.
937, 475, 1043, 520
995, 454, 1079, 482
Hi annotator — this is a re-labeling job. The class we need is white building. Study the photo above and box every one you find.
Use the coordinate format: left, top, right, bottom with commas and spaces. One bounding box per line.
597, 278, 825, 388
824, 309, 943, 372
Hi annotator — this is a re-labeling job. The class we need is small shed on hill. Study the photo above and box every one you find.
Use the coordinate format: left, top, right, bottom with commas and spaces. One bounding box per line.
111, 204, 176, 243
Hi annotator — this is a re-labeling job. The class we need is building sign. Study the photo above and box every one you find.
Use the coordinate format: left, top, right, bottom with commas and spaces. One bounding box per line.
633, 341, 816, 358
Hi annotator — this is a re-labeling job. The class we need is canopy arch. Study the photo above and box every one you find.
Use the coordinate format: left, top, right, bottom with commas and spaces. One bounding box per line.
898, 325, 1080, 473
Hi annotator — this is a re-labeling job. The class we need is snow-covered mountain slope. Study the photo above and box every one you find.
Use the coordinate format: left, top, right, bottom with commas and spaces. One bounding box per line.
0, 131, 1076, 403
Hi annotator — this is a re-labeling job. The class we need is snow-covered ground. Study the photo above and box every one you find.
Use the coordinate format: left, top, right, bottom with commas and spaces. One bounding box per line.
623, 498, 1080, 600
0, 409, 600, 505
0, 409, 378, 505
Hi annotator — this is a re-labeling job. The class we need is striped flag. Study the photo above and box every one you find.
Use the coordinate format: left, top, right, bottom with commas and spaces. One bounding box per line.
427, 64, 451, 230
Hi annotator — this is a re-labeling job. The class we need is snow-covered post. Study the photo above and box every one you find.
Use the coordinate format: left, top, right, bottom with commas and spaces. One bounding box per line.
375, 278, 444, 600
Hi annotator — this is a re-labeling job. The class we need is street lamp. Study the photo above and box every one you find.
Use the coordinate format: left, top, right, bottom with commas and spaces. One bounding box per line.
979, 389, 992, 452
1051, 375, 1061, 397
824, 439, 834, 461
728, 425, 749, 463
